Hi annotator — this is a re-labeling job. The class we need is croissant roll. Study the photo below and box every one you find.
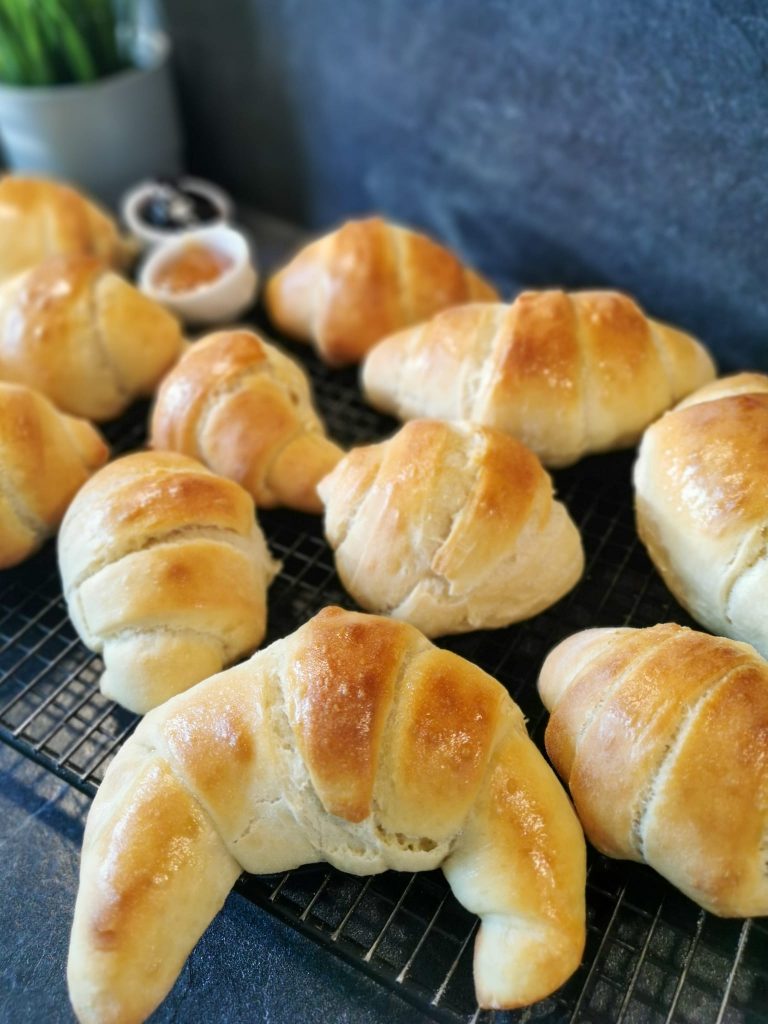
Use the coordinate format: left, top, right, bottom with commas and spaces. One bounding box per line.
68, 607, 586, 1022
150, 330, 343, 513
58, 451, 279, 714
0, 175, 132, 282
362, 290, 716, 467
0, 254, 183, 421
0, 381, 108, 568
538, 623, 768, 917
318, 420, 584, 636
264, 216, 499, 366
635, 372, 768, 660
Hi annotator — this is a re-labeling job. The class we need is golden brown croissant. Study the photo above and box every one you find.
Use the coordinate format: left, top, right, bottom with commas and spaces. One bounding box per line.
538, 623, 768, 917
58, 451, 279, 714
150, 330, 343, 513
0, 254, 183, 421
635, 372, 768, 659
0, 381, 108, 568
68, 607, 586, 1023
318, 420, 583, 635
362, 290, 716, 466
264, 216, 499, 366
0, 175, 131, 282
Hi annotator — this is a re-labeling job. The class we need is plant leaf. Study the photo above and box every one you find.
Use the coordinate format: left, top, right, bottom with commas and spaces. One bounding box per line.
0, 0, 135, 86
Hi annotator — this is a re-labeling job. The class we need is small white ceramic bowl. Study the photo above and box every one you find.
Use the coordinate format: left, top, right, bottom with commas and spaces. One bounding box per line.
122, 177, 232, 248
139, 224, 259, 326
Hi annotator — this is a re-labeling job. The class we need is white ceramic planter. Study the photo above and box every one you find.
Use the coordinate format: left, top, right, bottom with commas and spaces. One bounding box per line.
0, 30, 182, 205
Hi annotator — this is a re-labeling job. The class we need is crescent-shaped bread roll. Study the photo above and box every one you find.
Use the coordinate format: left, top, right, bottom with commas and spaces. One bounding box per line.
264, 216, 499, 366
58, 451, 279, 714
68, 607, 586, 1023
0, 175, 131, 282
634, 372, 768, 659
538, 623, 768, 917
0, 254, 183, 421
0, 381, 108, 568
362, 291, 716, 466
150, 330, 343, 513
317, 420, 584, 636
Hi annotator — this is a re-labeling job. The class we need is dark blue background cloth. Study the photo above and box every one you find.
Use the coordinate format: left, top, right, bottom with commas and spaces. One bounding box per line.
164, 0, 767, 371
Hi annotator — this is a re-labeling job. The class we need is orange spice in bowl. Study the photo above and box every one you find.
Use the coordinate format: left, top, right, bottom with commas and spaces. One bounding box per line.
151, 241, 234, 294
139, 224, 259, 325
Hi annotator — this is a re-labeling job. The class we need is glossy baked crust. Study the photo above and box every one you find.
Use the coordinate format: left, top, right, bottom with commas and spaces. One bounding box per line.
264, 216, 498, 366
58, 451, 278, 713
0, 175, 131, 282
150, 330, 342, 512
68, 607, 586, 1023
634, 372, 768, 658
0, 381, 108, 568
319, 420, 584, 635
362, 290, 715, 466
0, 254, 183, 421
539, 623, 768, 917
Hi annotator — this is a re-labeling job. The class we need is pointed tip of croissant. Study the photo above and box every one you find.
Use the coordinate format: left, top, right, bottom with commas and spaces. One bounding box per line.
537, 628, 625, 710
263, 236, 328, 343
267, 432, 344, 513
473, 915, 585, 1010
263, 266, 309, 343
360, 326, 413, 413
262, 269, 283, 321
63, 412, 110, 472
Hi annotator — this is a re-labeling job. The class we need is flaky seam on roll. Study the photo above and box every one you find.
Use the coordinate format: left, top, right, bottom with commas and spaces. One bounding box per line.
634, 372, 768, 660
58, 451, 279, 714
68, 607, 586, 1023
150, 329, 343, 513
361, 290, 716, 466
318, 419, 584, 636
264, 215, 499, 366
538, 623, 768, 917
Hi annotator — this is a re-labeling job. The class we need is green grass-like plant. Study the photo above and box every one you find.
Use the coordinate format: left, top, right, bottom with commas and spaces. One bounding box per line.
0, 0, 137, 86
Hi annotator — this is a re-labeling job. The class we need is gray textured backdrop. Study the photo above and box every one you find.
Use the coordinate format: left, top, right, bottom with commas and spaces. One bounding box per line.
163, 0, 767, 369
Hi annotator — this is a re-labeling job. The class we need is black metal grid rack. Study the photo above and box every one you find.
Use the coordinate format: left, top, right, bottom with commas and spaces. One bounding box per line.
0, 333, 766, 1024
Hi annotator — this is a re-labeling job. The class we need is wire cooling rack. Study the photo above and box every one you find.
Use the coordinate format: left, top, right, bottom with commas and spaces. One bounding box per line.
0, 330, 766, 1024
